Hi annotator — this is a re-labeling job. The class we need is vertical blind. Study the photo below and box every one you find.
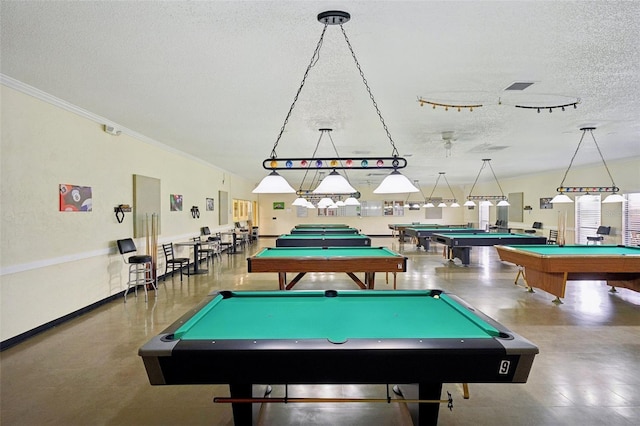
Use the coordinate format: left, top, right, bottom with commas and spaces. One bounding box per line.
575, 195, 601, 244
623, 193, 640, 246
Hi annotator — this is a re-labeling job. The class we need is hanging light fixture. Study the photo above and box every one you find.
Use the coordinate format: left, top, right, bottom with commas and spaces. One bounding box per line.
253, 11, 415, 194
423, 172, 460, 208
405, 180, 426, 209
550, 127, 625, 204
464, 159, 510, 207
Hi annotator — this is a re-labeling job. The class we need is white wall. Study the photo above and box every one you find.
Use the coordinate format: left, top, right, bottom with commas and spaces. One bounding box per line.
0, 85, 256, 342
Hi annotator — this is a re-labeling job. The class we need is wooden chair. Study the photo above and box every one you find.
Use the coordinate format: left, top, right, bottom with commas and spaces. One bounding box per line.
547, 230, 558, 244
161, 243, 190, 281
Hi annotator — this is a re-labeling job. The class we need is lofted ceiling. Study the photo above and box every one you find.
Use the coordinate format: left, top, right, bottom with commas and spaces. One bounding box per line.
2, 1, 639, 190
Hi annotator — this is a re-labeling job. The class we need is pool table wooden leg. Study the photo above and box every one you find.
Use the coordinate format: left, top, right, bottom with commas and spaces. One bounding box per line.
229, 383, 252, 425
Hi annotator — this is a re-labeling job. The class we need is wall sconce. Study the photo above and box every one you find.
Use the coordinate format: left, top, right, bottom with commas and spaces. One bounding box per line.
114, 204, 131, 223
190, 206, 200, 219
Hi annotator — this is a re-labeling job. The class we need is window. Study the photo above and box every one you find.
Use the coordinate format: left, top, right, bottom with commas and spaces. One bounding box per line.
623, 193, 640, 246
575, 195, 601, 244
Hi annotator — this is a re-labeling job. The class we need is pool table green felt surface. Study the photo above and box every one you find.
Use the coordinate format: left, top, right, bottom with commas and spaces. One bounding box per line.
247, 247, 407, 289
174, 290, 501, 341
139, 289, 538, 426
495, 244, 640, 302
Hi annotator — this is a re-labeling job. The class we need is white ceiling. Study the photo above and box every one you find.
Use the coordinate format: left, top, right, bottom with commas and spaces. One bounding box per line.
2, 1, 639, 189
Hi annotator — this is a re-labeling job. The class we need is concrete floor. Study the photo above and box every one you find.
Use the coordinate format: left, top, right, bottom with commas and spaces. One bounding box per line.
1, 237, 639, 425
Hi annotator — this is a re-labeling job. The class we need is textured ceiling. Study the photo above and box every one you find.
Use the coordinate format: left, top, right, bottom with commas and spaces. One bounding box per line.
2, 1, 639, 188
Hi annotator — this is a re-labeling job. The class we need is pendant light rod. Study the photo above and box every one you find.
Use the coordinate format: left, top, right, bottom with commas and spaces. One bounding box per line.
555, 127, 620, 194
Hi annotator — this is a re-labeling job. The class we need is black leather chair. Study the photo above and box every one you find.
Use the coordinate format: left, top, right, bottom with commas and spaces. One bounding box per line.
161, 243, 190, 281
547, 230, 558, 244
192, 236, 215, 266
525, 222, 543, 234
587, 226, 611, 245
117, 238, 156, 301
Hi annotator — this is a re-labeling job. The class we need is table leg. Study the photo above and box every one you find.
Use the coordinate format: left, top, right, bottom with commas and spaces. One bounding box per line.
418, 382, 443, 426
229, 383, 252, 425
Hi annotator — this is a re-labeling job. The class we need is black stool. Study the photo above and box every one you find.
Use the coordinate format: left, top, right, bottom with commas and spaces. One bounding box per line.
117, 238, 156, 302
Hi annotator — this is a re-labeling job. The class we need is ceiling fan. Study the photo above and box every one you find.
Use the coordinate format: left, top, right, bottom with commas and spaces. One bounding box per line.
441, 131, 457, 157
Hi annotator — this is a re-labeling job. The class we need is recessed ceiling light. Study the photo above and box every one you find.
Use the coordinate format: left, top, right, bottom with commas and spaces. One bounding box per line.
504, 82, 535, 91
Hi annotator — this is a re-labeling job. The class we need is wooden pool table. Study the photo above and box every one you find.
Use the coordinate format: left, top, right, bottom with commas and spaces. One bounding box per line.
139, 289, 538, 426
431, 233, 548, 266
495, 244, 640, 303
247, 246, 406, 290
276, 233, 371, 247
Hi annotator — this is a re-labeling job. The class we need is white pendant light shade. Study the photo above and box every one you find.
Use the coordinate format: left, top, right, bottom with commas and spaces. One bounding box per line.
306, 201, 316, 209
252, 171, 296, 193
373, 170, 419, 194
312, 170, 357, 194
335, 200, 346, 206
550, 194, 573, 203
602, 193, 625, 203
344, 197, 360, 206
463, 200, 476, 207
437, 202, 447, 208
317, 197, 334, 208
327, 203, 338, 209
292, 197, 308, 206
497, 199, 510, 206
424, 201, 435, 208
480, 200, 493, 206
450, 201, 460, 208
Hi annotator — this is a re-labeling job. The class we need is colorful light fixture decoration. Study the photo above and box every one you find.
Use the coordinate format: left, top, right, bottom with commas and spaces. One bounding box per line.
550, 127, 624, 204
423, 172, 461, 208
253, 11, 417, 194
464, 159, 510, 207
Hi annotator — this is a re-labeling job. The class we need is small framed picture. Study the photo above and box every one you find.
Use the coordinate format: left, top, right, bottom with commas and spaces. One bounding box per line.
540, 197, 553, 209
206, 198, 214, 211
273, 201, 285, 210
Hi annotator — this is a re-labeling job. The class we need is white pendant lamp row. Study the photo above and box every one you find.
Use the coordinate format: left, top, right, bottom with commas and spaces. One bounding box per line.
252, 11, 418, 196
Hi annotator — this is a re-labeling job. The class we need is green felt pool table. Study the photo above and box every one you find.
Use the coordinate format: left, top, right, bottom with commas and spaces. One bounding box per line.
139, 289, 538, 426
495, 244, 640, 303
294, 223, 351, 229
404, 227, 485, 250
276, 233, 372, 247
247, 246, 406, 290
290, 227, 360, 235
388, 223, 467, 241
431, 233, 548, 266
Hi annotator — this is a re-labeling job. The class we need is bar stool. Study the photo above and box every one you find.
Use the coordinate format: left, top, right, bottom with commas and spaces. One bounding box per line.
117, 238, 156, 302
587, 226, 611, 245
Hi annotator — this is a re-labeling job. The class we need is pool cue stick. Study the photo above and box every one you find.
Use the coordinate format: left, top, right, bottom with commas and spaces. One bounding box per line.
462, 383, 469, 399
214, 396, 452, 405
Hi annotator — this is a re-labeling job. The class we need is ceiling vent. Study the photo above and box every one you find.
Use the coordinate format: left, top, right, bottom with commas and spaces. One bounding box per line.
504, 82, 534, 91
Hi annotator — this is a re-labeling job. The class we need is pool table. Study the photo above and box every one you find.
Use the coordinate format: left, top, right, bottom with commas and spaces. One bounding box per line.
276, 233, 371, 247
290, 227, 360, 235
431, 233, 548, 266
247, 246, 406, 290
139, 289, 538, 426
404, 227, 485, 250
294, 223, 350, 229
388, 223, 466, 241
495, 244, 640, 303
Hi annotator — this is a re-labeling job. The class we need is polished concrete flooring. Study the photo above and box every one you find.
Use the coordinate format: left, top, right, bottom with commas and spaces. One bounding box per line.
1, 237, 639, 425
